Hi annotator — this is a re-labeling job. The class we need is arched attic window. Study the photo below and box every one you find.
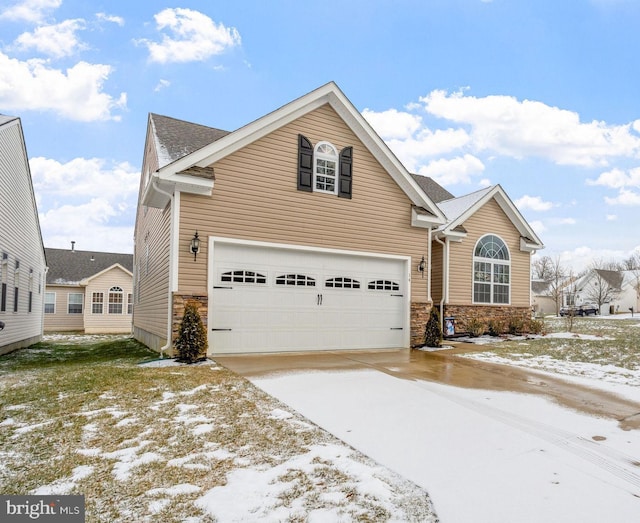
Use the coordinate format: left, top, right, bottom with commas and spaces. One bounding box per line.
473, 235, 510, 304
313, 142, 338, 194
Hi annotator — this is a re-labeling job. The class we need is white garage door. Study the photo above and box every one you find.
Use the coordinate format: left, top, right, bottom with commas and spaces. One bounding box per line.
208, 239, 409, 354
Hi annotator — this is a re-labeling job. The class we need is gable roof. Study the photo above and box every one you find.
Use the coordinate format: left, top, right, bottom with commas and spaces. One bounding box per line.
45, 248, 133, 285
434, 184, 544, 251
410, 174, 455, 203
143, 82, 446, 225
150, 113, 230, 169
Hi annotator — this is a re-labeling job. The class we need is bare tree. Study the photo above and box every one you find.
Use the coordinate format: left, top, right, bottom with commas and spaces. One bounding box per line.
622, 251, 640, 270
583, 262, 622, 312
536, 255, 569, 316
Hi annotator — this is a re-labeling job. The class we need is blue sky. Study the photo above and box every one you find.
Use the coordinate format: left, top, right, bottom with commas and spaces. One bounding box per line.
1, 0, 639, 272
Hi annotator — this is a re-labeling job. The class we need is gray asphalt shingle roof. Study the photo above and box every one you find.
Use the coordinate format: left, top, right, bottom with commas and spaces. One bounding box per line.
149, 113, 230, 168
45, 248, 133, 285
410, 174, 455, 203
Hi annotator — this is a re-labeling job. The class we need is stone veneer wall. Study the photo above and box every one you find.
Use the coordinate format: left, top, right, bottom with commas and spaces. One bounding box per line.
170, 293, 209, 355
410, 302, 432, 347
442, 304, 531, 336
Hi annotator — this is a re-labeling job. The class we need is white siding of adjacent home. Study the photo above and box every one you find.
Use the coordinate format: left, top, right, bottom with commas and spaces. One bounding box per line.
0, 117, 47, 354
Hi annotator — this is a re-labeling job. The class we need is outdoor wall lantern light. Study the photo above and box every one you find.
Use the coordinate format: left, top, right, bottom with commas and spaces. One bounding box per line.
0, 320, 5, 331
190, 231, 201, 261
418, 255, 426, 277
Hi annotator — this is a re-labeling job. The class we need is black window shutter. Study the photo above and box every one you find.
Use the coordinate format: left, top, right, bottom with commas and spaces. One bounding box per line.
338, 146, 353, 199
298, 134, 313, 192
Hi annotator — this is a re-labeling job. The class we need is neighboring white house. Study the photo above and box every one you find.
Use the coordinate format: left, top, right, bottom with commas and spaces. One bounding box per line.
564, 268, 640, 315
44, 246, 134, 334
0, 115, 47, 355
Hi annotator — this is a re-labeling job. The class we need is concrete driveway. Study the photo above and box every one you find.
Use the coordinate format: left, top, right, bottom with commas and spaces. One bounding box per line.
216, 346, 640, 522
217, 345, 640, 429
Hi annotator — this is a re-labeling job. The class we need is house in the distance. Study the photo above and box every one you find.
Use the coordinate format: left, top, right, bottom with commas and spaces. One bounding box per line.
568, 268, 640, 315
0, 115, 47, 355
133, 82, 542, 356
44, 246, 133, 333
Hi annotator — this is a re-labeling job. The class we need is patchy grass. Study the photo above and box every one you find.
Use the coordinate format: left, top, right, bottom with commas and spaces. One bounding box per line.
461, 316, 640, 385
0, 335, 437, 522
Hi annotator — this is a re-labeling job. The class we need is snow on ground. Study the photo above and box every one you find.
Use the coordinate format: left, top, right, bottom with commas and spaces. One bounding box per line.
251, 366, 640, 523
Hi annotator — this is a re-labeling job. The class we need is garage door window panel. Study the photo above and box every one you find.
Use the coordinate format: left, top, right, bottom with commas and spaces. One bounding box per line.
325, 277, 360, 289
368, 280, 400, 291
221, 270, 267, 284
276, 274, 316, 287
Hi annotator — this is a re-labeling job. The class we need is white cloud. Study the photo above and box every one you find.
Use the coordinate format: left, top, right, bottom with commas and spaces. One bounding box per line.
362, 108, 422, 140
606, 214, 618, 221
39, 199, 133, 253
587, 166, 640, 188
96, 12, 124, 26
559, 217, 577, 225
605, 188, 640, 206
418, 89, 640, 167
514, 195, 554, 211
14, 19, 87, 58
528, 220, 547, 234
139, 8, 241, 64
154, 79, 171, 92
0, 51, 126, 121
417, 154, 485, 185
31, 157, 139, 253
0, 0, 61, 23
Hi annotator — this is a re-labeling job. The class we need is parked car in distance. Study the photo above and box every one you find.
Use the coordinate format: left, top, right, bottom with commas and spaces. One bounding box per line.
559, 304, 599, 316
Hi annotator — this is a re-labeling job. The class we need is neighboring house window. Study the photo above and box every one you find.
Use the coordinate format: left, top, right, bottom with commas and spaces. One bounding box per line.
44, 292, 55, 314
473, 234, 510, 304
109, 286, 123, 314
1, 252, 7, 312
13, 260, 19, 312
68, 293, 83, 314
28, 269, 33, 313
127, 293, 133, 314
314, 142, 338, 194
92, 292, 104, 314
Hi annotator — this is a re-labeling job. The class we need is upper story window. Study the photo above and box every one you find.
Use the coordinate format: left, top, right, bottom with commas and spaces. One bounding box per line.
297, 135, 353, 199
473, 234, 510, 304
314, 142, 338, 194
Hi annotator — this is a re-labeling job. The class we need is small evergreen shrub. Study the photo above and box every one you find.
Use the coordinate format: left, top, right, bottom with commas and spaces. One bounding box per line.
424, 307, 443, 348
175, 301, 207, 363
466, 316, 485, 337
508, 315, 525, 335
528, 318, 544, 335
487, 318, 506, 337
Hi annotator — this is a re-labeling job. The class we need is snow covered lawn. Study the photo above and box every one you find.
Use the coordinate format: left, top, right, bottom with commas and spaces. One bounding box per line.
0, 335, 436, 522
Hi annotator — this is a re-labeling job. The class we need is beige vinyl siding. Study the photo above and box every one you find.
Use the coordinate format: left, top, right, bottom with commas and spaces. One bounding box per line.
0, 118, 46, 353
83, 267, 133, 334
431, 240, 443, 304
177, 104, 429, 303
133, 126, 172, 347
43, 285, 85, 332
447, 199, 531, 307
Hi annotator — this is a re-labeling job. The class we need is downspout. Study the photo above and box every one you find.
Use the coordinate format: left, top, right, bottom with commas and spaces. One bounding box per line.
427, 228, 432, 303
434, 234, 448, 330
152, 179, 175, 359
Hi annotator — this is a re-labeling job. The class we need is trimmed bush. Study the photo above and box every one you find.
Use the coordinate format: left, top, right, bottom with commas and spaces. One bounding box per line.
424, 307, 443, 348
175, 301, 207, 363
466, 316, 485, 337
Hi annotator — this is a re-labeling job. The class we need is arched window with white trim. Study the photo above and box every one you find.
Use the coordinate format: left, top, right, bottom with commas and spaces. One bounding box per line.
473, 234, 510, 304
313, 141, 338, 194
108, 286, 124, 314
